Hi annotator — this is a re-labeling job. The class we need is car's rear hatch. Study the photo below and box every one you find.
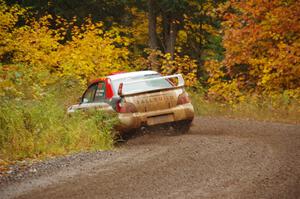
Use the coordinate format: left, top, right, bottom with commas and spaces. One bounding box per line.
118, 74, 184, 113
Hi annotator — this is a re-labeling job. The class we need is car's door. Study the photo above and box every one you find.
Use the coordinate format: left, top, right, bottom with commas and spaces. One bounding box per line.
74, 81, 113, 112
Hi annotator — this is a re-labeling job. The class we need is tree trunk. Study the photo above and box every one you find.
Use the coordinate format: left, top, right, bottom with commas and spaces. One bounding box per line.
162, 12, 178, 61
165, 19, 177, 60
147, 0, 160, 71
162, 12, 170, 52
148, 0, 159, 50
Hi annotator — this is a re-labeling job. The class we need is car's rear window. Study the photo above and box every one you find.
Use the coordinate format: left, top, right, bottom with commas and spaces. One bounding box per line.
112, 74, 173, 95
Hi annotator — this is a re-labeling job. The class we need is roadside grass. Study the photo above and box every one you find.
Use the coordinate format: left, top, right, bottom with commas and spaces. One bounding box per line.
0, 98, 118, 162
0, 84, 118, 164
189, 91, 300, 124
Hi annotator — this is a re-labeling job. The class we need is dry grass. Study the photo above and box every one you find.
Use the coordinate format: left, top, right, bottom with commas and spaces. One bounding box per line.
189, 91, 300, 124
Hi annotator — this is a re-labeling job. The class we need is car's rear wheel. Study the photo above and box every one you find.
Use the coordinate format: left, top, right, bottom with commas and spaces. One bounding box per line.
172, 119, 193, 134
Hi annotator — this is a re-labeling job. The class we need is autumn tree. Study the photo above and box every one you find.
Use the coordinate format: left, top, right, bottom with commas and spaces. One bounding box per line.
206, 0, 300, 101
146, 0, 187, 60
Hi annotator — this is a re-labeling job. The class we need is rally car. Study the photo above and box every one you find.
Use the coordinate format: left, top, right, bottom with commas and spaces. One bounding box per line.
67, 71, 194, 134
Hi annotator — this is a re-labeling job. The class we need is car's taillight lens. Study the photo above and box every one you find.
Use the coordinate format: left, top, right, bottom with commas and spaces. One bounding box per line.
177, 92, 190, 105
116, 100, 137, 113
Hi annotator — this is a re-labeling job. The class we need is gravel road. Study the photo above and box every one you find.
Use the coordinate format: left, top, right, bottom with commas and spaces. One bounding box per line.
1, 117, 300, 199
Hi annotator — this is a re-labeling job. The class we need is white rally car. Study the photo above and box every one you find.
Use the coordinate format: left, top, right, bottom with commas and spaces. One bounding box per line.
68, 71, 194, 134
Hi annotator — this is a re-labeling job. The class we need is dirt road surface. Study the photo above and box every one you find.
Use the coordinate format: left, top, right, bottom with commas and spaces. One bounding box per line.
1, 117, 300, 199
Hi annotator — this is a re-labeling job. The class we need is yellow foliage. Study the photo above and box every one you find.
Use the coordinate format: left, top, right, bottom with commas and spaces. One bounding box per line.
0, 0, 131, 94
10, 15, 62, 72
128, 7, 148, 46
131, 49, 197, 87
57, 18, 131, 81
160, 53, 198, 87
0, 1, 26, 60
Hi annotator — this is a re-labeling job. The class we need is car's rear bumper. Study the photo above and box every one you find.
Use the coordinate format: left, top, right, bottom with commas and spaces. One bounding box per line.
117, 103, 194, 132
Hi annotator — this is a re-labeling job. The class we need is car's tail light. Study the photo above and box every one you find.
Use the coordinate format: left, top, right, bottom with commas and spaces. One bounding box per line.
177, 92, 190, 105
116, 99, 137, 113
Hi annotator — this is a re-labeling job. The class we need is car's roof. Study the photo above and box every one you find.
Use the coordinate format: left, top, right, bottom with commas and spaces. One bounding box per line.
108, 70, 159, 81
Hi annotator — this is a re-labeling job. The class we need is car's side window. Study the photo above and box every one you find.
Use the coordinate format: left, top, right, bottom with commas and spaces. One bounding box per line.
94, 82, 106, 102
82, 83, 98, 103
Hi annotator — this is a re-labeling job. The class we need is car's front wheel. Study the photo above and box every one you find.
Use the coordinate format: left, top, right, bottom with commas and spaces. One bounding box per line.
172, 119, 193, 134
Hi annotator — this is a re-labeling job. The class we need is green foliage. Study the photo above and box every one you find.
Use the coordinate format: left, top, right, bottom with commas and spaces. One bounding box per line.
6, 0, 127, 25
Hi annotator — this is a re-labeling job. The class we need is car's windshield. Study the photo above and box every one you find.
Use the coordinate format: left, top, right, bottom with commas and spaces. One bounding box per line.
112, 74, 173, 95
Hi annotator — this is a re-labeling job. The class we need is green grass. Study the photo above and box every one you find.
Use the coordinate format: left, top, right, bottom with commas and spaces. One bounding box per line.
189, 91, 300, 124
0, 94, 118, 162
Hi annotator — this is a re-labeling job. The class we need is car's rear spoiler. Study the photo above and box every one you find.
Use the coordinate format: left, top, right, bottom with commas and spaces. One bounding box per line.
118, 74, 185, 96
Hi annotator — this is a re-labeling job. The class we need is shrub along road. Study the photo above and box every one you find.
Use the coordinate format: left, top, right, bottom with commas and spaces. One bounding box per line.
1, 117, 300, 199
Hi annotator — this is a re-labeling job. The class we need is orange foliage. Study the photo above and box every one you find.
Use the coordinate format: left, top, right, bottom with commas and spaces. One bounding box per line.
206, 0, 300, 101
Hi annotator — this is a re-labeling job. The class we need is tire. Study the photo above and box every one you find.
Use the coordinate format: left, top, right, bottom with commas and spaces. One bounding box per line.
172, 120, 193, 134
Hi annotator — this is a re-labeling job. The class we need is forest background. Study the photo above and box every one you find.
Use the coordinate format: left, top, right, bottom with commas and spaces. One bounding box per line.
0, 0, 299, 162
